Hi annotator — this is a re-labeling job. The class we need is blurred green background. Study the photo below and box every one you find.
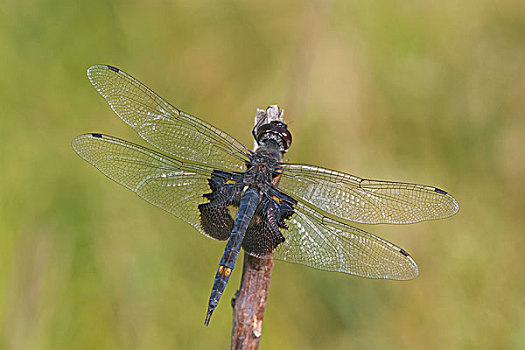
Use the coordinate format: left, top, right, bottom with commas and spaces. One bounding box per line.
1, 0, 524, 349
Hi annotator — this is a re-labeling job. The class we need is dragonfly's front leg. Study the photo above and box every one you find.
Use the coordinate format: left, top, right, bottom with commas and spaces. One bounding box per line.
199, 176, 243, 241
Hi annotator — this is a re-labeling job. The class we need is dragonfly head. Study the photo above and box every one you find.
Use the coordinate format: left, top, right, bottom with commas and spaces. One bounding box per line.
253, 105, 292, 153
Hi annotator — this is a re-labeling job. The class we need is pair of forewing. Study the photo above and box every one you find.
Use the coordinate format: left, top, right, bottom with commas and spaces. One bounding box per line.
73, 65, 458, 280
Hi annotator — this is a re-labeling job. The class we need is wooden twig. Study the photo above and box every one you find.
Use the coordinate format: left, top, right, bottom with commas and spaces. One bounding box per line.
230, 106, 284, 349
231, 253, 274, 349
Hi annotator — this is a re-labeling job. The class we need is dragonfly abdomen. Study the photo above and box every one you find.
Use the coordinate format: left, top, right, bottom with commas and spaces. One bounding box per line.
205, 188, 260, 325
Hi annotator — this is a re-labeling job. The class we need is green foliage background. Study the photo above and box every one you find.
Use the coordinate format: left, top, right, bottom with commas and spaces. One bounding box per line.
1, 0, 524, 348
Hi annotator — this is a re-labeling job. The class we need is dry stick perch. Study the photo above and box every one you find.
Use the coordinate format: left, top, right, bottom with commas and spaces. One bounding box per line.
231, 253, 274, 349
230, 106, 285, 349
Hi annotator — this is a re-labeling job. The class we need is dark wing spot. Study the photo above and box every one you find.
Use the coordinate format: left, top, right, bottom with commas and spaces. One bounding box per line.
399, 249, 410, 257
106, 65, 119, 72
198, 202, 234, 241
434, 188, 448, 195
91, 133, 103, 138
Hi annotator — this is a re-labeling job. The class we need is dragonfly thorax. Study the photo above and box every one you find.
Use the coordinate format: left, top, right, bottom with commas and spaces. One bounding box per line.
245, 146, 282, 186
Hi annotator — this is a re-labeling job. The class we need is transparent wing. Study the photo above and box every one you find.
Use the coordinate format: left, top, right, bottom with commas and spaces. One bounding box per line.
274, 201, 418, 280
72, 133, 215, 239
87, 65, 251, 172
279, 164, 459, 225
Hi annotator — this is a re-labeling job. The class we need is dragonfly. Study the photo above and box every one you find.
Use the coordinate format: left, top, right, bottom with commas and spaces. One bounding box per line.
72, 65, 459, 326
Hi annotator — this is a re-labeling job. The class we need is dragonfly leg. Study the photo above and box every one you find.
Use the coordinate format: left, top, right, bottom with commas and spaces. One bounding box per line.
199, 178, 243, 240
241, 195, 290, 257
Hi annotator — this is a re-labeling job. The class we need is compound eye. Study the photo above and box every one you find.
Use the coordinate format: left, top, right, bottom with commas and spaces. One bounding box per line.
255, 123, 273, 144
276, 125, 292, 150
255, 121, 293, 151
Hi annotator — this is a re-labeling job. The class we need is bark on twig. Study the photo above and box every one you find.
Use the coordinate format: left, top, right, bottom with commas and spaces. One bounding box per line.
231, 253, 273, 349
